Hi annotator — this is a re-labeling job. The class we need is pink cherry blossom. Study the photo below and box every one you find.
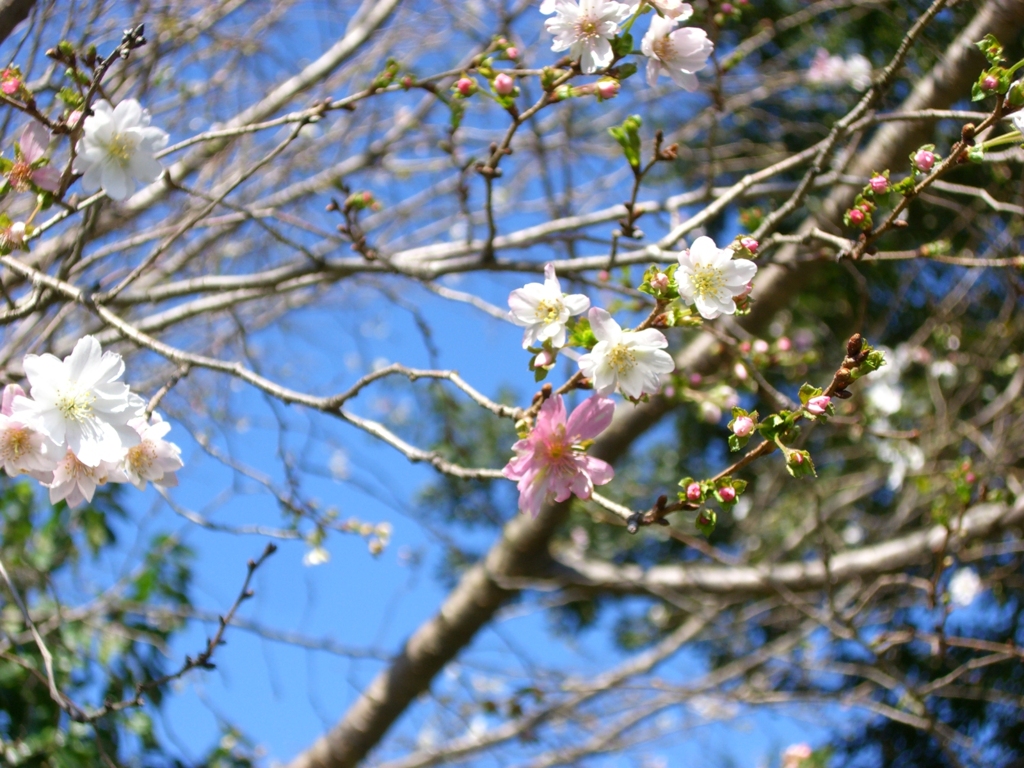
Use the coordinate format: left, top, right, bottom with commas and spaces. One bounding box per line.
0, 383, 59, 480
685, 482, 702, 501
502, 394, 614, 517
6, 123, 61, 193
48, 449, 125, 509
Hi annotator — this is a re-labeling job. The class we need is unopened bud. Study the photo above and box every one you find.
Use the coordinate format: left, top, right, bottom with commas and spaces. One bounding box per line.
719, 486, 736, 503
533, 349, 555, 368
846, 334, 863, 357
848, 208, 865, 225
753, 339, 769, 354
597, 79, 620, 100
650, 271, 669, 291
686, 482, 702, 502
494, 73, 515, 96
721, 2, 734, 12
869, 175, 888, 193
806, 395, 831, 416
777, 336, 792, 352
506, 46, 519, 60
914, 149, 935, 172
982, 75, 998, 92
739, 236, 758, 253
456, 77, 475, 96
732, 415, 754, 437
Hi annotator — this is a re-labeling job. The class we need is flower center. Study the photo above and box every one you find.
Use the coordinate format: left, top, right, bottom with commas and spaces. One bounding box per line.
56, 386, 95, 422
1, 427, 29, 461
127, 441, 156, 475
105, 133, 136, 165
574, 16, 600, 40
690, 263, 725, 299
534, 298, 563, 324
607, 343, 637, 375
652, 36, 674, 63
8, 161, 33, 191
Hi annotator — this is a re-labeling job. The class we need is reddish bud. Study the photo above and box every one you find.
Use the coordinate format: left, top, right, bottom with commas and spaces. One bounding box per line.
721, 2, 734, 12
848, 208, 865, 225
494, 73, 515, 96
650, 271, 669, 291
686, 483, 702, 502
869, 175, 888, 193
914, 149, 935, 172
739, 341, 751, 354
596, 79, 620, 100
719, 486, 736, 503
739, 236, 758, 253
456, 77, 475, 96
598, 269, 610, 282
777, 336, 792, 352
506, 46, 519, 60
1, 77, 20, 95
982, 75, 998, 92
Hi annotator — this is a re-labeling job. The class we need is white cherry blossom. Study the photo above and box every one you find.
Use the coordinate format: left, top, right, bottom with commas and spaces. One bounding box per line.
123, 413, 184, 490
626, 0, 692, 19
948, 567, 983, 608
12, 336, 144, 467
0, 384, 59, 481
676, 236, 757, 319
508, 263, 590, 349
48, 449, 126, 509
641, 13, 713, 90
544, 0, 632, 74
72, 99, 168, 201
1012, 112, 1024, 135
577, 308, 675, 398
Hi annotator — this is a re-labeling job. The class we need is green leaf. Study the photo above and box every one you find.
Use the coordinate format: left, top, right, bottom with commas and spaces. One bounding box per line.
568, 317, 597, 349
798, 383, 822, 405
611, 33, 633, 58
694, 508, 717, 537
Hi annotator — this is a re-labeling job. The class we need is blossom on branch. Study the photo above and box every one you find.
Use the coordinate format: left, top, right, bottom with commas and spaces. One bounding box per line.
123, 413, 184, 490
543, 0, 632, 74
4, 123, 61, 193
502, 394, 614, 517
640, 14, 713, 90
48, 449, 125, 509
676, 236, 757, 319
628, 0, 693, 19
508, 263, 590, 349
72, 99, 168, 201
0, 384, 59, 480
577, 308, 674, 398
12, 336, 144, 467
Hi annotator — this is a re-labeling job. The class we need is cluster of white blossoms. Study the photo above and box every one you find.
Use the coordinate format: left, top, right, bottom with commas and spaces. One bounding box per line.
0, 336, 182, 508
72, 99, 168, 201
508, 235, 758, 400
805, 48, 873, 91
541, 0, 713, 86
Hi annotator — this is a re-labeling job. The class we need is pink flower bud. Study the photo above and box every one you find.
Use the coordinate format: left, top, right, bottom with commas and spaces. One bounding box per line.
597, 79, 620, 100
791, 452, 804, 465
739, 341, 751, 354
777, 336, 792, 352
534, 350, 555, 368
736, 282, 753, 300
494, 73, 515, 96
68, 109, 83, 126
650, 271, 669, 291
732, 415, 754, 437
686, 483, 702, 502
848, 208, 865, 225
753, 339, 769, 354
598, 270, 610, 282
721, 2, 734, 12
689, 373, 702, 386
965, 472, 976, 484
456, 77, 475, 96
806, 395, 831, 416
869, 175, 888, 193
982, 75, 998, 91
740, 236, 758, 253
733, 361, 748, 381
1, 77, 20, 95
506, 46, 519, 60
719, 486, 736, 503
914, 149, 935, 172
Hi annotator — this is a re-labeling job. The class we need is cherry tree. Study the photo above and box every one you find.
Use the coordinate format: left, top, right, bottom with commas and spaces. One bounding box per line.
0, 0, 1021, 766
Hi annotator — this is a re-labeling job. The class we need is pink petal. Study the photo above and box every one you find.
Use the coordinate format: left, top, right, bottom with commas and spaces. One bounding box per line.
19, 122, 49, 163
565, 395, 615, 441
